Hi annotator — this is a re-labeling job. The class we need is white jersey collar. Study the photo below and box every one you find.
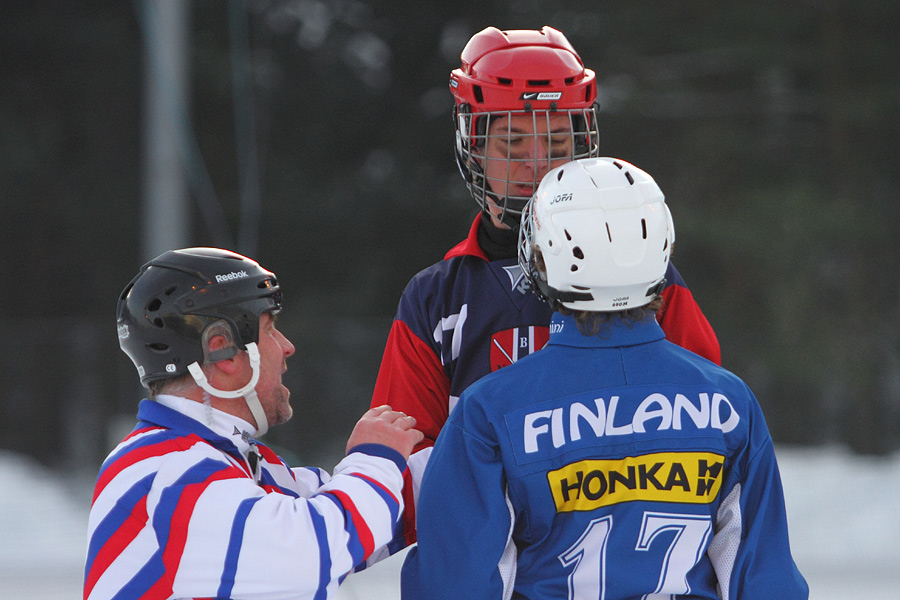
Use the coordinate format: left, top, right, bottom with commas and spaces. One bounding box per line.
154, 394, 258, 455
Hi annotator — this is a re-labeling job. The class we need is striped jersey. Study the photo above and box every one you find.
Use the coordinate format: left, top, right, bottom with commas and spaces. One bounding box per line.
84, 395, 406, 600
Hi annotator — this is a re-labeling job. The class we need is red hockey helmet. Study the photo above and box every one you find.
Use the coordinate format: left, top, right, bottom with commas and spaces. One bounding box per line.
450, 26, 600, 228
450, 26, 597, 113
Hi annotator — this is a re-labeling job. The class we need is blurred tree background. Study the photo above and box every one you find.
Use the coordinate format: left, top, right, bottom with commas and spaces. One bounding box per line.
2, 0, 898, 472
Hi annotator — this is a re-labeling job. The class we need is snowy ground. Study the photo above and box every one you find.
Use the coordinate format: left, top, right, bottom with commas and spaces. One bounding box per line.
3, 445, 897, 599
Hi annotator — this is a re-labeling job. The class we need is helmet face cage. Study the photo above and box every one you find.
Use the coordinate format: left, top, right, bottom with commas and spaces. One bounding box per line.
450, 26, 600, 229
116, 248, 282, 387
517, 196, 551, 305
455, 104, 600, 228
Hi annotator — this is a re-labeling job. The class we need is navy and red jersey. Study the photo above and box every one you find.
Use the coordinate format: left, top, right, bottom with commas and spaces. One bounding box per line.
373, 215, 720, 449
369, 214, 720, 549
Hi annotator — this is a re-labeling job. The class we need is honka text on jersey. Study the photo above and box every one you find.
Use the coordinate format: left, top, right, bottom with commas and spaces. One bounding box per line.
510, 390, 740, 458
547, 452, 725, 512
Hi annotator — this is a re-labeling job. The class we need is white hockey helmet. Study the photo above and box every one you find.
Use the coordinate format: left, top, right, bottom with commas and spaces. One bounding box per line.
518, 157, 674, 312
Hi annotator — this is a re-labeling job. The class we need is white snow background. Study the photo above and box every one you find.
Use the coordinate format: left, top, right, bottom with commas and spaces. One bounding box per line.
2, 445, 897, 599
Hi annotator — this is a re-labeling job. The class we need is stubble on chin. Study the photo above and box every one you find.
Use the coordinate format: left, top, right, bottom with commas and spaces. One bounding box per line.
271, 388, 293, 426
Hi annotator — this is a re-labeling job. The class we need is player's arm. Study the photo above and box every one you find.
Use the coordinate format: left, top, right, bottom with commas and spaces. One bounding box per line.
658, 261, 722, 365
366, 279, 454, 555
365, 315, 449, 553
88, 442, 408, 600
189, 448, 406, 599
371, 317, 450, 449
709, 393, 808, 599
401, 399, 514, 600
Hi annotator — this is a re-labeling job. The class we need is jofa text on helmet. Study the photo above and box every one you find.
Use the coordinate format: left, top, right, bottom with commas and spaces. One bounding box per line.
550, 193, 573, 205
523, 392, 740, 454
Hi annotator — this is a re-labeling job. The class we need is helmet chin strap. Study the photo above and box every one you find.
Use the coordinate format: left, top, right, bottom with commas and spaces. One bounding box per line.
187, 342, 269, 437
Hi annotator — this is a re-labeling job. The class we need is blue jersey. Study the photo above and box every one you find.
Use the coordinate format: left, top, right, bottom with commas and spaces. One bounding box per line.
402, 313, 807, 600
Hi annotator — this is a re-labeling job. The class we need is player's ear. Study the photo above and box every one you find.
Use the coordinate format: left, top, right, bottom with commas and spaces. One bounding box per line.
202, 320, 242, 375
207, 335, 242, 376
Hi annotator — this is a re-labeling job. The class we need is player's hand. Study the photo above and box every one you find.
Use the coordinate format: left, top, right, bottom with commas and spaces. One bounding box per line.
346, 405, 424, 460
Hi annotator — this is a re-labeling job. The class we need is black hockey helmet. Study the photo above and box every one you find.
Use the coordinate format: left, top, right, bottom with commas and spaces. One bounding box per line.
116, 247, 282, 387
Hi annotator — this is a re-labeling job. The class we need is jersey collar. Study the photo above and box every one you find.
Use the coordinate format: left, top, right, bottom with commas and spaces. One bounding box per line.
444, 214, 489, 261
139, 395, 258, 456
546, 312, 666, 349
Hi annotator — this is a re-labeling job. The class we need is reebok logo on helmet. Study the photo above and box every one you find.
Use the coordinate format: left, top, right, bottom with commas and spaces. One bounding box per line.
215, 270, 249, 283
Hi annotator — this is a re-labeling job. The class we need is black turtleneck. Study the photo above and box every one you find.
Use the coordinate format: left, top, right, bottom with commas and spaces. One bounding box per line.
476, 212, 520, 261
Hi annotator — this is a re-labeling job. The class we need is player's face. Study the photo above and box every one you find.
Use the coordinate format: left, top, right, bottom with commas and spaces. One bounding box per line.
254, 312, 296, 427
478, 112, 575, 227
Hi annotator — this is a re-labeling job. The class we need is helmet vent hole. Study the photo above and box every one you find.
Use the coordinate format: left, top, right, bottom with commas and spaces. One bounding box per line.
497, 77, 512, 86
613, 161, 623, 170
565, 76, 575, 85
573, 247, 584, 259
606, 223, 612, 242
147, 298, 161, 312
557, 169, 565, 181
473, 85, 484, 103
148, 343, 168, 352
152, 318, 164, 328
164, 285, 177, 296
528, 79, 550, 86
625, 171, 635, 185
564, 230, 572, 241
570, 264, 579, 272
641, 219, 647, 239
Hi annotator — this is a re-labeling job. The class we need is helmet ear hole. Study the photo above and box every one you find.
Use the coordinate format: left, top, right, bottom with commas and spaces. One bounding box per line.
534, 247, 547, 275
148, 343, 169, 352
202, 319, 241, 364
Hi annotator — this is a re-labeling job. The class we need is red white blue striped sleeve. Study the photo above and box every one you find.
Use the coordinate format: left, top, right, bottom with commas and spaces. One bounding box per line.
84, 430, 405, 600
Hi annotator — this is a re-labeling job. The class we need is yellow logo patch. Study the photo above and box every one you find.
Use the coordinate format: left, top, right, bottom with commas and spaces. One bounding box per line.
547, 452, 724, 512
